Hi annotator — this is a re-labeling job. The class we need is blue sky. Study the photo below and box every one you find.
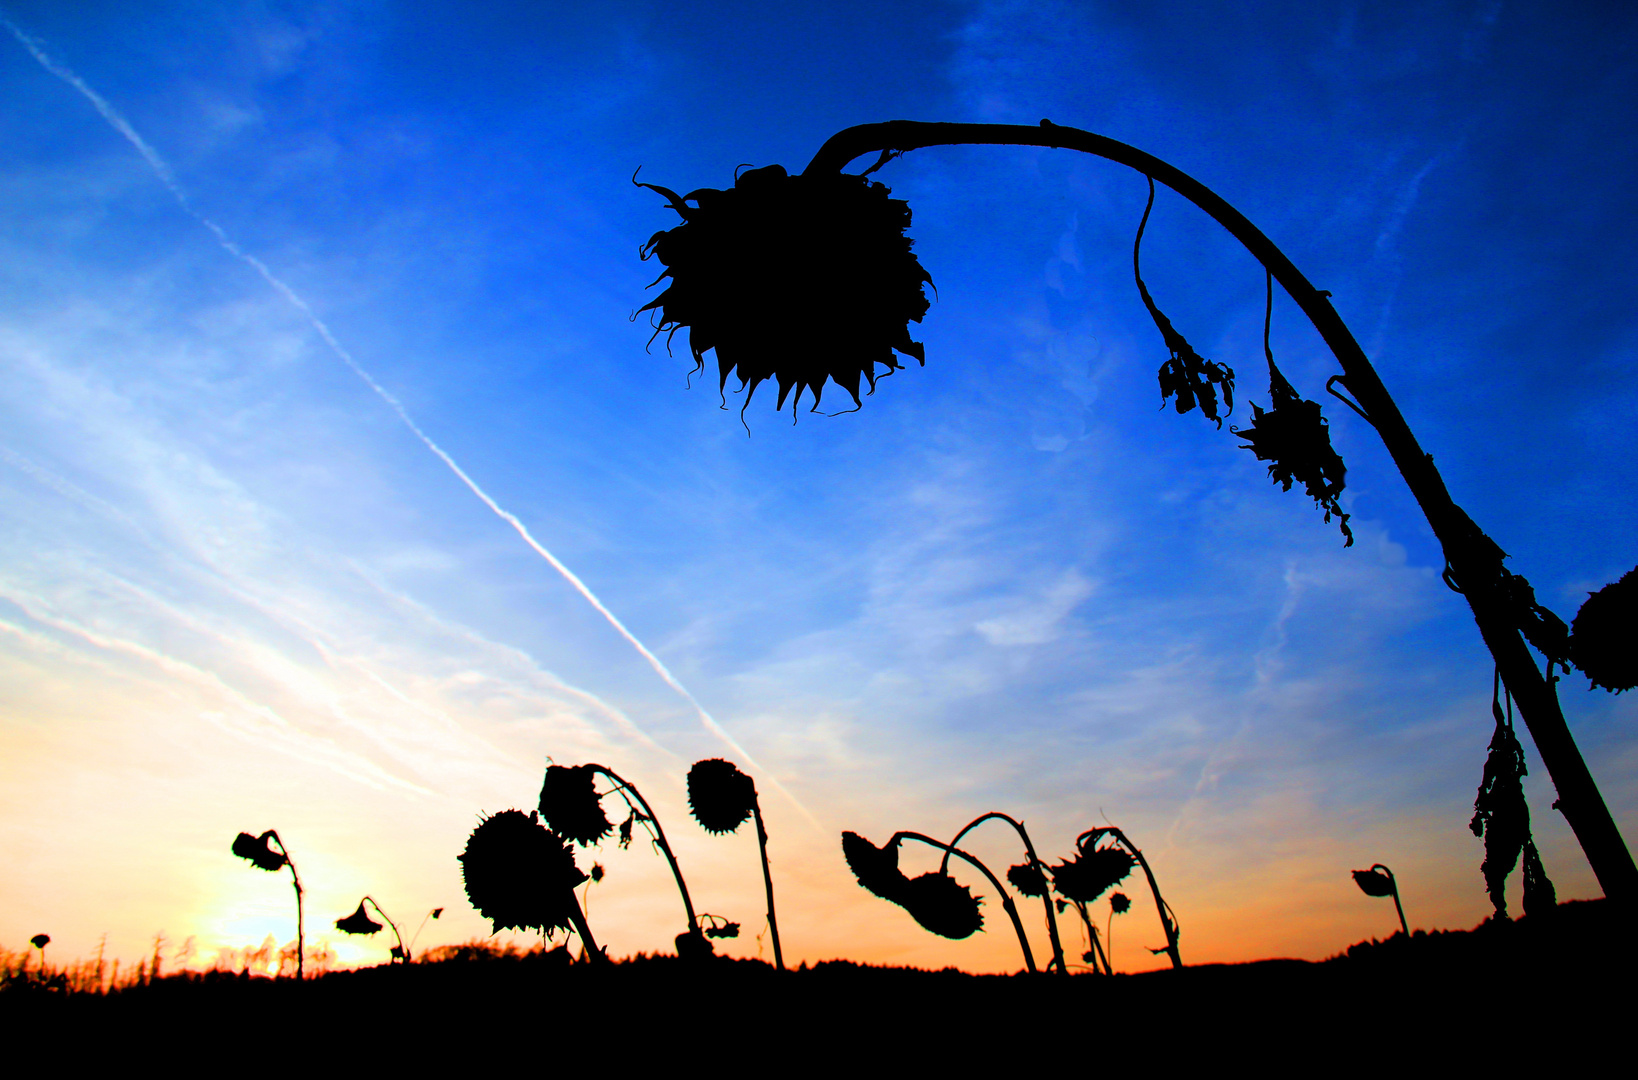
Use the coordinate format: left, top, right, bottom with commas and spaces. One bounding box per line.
2, 1, 1634, 973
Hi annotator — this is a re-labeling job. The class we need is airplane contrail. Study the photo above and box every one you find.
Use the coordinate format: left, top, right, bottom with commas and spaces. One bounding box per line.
5, 17, 815, 825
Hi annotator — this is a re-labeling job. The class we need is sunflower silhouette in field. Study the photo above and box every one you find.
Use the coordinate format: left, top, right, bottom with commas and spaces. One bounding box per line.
459, 810, 604, 962
687, 758, 784, 969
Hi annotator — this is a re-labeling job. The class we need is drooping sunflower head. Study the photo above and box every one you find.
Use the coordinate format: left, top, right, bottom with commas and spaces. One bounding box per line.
1006, 860, 1049, 898
232, 831, 287, 872
335, 901, 383, 936
1569, 566, 1637, 693
459, 810, 588, 935
1351, 867, 1395, 899
901, 871, 984, 940
638, 163, 933, 417
538, 764, 614, 846
842, 830, 911, 904
687, 758, 757, 835
1050, 842, 1136, 904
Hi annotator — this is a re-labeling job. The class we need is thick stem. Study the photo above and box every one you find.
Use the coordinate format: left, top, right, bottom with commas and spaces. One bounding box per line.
269, 831, 303, 980
593, 766, 700, 937
565, 889, 607, 964
895, 831, 1038, 974
942, 811, 1068, 973
751, 800, 785, 970
805, 120, 1636, 902
1374, 865, 1410, 938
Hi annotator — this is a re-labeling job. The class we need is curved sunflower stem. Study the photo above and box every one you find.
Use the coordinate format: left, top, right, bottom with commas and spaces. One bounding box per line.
752, 800, 785, 970
267, 830, 304, 980
591, 766, 701, 940
361, 897, 407, 964
803, 120, 1637, 905
1089, 827, 1181, 969
895, 831, 1037, 974
1372, 863, 1410, 938
407, 908, 442, 960
941, 811, 1067, 974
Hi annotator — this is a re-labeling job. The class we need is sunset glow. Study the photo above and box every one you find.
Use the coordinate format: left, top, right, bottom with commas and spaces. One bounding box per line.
2, 2, 1634, 977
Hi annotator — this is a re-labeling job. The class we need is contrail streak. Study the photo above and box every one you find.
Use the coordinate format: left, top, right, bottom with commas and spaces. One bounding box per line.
6, 17, 815, 825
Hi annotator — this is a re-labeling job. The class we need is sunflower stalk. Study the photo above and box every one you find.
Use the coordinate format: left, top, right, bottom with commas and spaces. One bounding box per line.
1073, 900, 1111, 974
587, 765, 704, 947
872, 830, 1039, 974
1086, 827, 1181, 969
940, 811, 1067, 974
232, 829, 304, 979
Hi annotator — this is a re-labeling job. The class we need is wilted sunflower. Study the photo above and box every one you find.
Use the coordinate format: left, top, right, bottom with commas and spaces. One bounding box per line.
842, 831, 911, 904
1006, 860, 1049, 898
538, 764, 614, 846
637, 163, 933, 417
1351, 868, 1395, 899
459, 810, 588, 935
1050, 843, 1136, 904
232, 831, 287, 872
901, 871, 984, 940
335, 902, 383, 936
687, 758, 757, 834
1569, 566, 1637, 693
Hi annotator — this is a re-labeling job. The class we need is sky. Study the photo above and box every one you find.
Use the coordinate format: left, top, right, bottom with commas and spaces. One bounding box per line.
2, 1, 1634, 976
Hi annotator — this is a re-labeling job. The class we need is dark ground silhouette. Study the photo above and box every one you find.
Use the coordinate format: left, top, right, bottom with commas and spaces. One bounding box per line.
4, 899, 1627, 1064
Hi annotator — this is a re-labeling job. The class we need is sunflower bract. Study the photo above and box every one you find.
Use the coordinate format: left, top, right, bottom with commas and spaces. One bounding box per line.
459, 810, 588, 935
538, 765, 614, 846
901, 872, 983, 940
1050, 845, 1136, 904
687, 758, 757, 834
638, 164, 933, 415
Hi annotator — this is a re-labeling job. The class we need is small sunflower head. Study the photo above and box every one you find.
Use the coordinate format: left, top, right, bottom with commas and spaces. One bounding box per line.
1050, 838, 1136, 904
1351, 867, 1395, 899
1109, 892, 1131, 915
232, 831, 287, 872
842, 831, 911, 904
637, 164, 933, 417
459, 810, 588, 935
30, 934, 49, 950
688, 758, 757, 834
901, 872, 984, 940
335, 902, 383, 936
1570, 567, 1637, 693
1006, 860, 1049, 898
538, 764, 614, 846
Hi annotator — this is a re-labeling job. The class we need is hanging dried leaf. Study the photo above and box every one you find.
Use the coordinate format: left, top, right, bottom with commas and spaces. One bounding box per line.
1233, 368, 1353, 546
1469, 702, 1530, 919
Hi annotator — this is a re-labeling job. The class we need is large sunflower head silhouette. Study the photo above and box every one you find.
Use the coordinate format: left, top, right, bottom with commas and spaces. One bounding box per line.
901, 871, 983, 940
459, 810, 587, 935
637, 163, 933, 418
687, 758, 757, 835
1050, 839, 1136, 904
232, 831, 286, 872
538, 765, 614, 846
